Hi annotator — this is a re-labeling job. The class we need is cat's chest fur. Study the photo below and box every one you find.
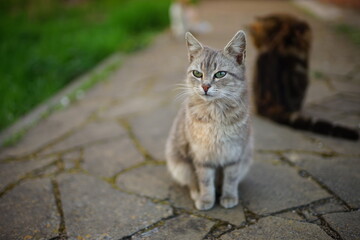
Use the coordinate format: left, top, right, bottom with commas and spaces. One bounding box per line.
185, 102, 249, 166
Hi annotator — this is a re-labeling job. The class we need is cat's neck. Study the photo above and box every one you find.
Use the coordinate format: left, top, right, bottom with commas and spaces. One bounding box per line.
186, 94, 249, 125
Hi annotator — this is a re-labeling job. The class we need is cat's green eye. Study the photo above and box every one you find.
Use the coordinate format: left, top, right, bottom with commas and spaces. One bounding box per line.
192, 70, 203, 78
214, 71, 227, 79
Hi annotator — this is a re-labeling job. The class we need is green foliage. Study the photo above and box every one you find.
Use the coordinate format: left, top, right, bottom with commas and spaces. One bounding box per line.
0, 0, 171, 131
334, 23, 360, 47
312, 70, 325, 79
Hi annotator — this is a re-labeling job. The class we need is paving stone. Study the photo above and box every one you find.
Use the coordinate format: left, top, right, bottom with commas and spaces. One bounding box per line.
239, 154, 330, 215
284, 151, 307, 165
323, 211, 360, 240
44, 120, 126, 154
276, 210, 303, 221
0, 98, 101, 160
331, 114, 360, 130
309, 18, 360, 78
117, 164, 170, 200
83, 137, 144, 178
313, 199, 346, 215
305, 94, 360, 130
131, 214, 214, 240
285, 154, 360, 209
0, 156, 55, 191
201, 204, 246, 226
129, 102, 178, 161
117, 164, 246, 225
305, 93, 360, 130
87, 34, 186, 102
301, 209, 318, 222
253, 117, 327, 152
315, 93, 360, 114
0, 179, 60, 239
58, 173, 173, 239
302, 105, 342, 124
168, 184, 194, 209
220, 216, 332, 240
98, 93, 167, 120
169, 183, 246, 225
308, 132, 360, 155
304, 78, 335, 106
84, 64, 142, 100
62, 149, 82, 170
330, 79, 360, 95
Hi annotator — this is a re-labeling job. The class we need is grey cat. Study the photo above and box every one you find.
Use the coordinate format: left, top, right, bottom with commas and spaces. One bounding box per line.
165, 31, 253, 210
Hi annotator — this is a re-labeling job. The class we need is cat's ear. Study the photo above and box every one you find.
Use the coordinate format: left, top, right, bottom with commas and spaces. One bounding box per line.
224, 30, 246, 65
185, 32, 203, 62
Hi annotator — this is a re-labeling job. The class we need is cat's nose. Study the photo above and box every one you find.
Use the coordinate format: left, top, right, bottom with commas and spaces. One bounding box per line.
202, 84, 211, 93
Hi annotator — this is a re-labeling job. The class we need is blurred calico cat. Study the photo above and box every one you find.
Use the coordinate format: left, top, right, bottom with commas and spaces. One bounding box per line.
249, 13, 359, 141
166, 31, 252, 210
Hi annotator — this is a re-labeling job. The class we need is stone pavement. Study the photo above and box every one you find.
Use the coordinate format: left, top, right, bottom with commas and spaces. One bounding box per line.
1, 1, 360, 239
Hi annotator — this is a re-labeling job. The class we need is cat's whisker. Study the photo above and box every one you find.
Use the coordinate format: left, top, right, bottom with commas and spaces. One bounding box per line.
173, 88, 191, 93
173, 84, 190, 89
174, 89, 192, 103
174, 90, 191, 98
238, 96, 248, 109
221, 90, 246, 108
173, 85, 192, 90
173, 83, 192, 91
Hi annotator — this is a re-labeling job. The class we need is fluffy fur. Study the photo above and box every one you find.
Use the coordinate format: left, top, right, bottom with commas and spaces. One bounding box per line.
166, 31, 252, 210
249, 13, 358, 141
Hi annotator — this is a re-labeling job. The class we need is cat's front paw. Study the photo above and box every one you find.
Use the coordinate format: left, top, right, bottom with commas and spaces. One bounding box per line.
190, 189, 199, 201
195, 198, 215, 211
220, 195, 238, 208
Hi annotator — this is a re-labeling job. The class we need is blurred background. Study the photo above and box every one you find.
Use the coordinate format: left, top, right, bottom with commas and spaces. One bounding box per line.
0, 0, 172, 132
0, 0, 359, 135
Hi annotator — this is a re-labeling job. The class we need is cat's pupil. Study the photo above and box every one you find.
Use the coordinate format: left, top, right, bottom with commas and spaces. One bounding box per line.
215, 71, 227, 78
193, 70, 203, 78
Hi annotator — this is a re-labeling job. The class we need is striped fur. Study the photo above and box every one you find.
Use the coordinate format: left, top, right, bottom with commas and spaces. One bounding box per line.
250, 14, 359, 141
165, 31, 252, 210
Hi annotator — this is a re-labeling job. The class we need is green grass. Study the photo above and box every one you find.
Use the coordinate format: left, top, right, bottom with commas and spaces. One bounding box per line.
0, 0, 171, 131
2, 54, 123, 147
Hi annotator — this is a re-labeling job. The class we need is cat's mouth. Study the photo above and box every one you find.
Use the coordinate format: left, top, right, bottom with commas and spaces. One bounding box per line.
196, 88, 217, 99
200, 92, 215, 99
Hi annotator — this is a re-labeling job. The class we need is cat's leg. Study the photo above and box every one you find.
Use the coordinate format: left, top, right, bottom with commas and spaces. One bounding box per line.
220, 150, 252, 208
167, 157, 199, 201
166, 113, 199, 201
194, 165, 216, 210
220, 162, 241, 208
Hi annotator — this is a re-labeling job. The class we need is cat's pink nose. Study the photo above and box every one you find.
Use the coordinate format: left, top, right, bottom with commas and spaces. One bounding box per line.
202, 84, 211, 93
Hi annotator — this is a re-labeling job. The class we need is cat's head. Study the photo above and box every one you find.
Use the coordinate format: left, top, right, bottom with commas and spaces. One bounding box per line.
184, 31, 246, 102
249, 14, 311, 51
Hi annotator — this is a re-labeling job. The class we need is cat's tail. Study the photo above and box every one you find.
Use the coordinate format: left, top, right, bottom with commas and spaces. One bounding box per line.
274, 113, 359, 141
